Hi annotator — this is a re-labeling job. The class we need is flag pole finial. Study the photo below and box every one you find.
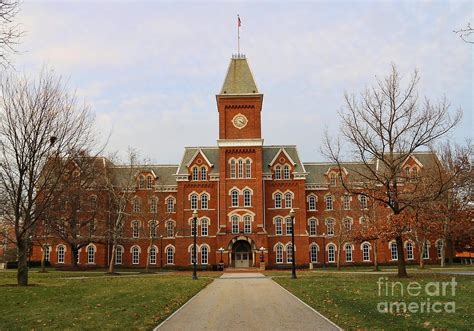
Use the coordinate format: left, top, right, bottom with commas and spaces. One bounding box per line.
237, 14, 241, 55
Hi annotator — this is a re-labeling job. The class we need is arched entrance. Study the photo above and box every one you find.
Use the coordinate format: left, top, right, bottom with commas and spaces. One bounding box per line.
233, 240, 252, 268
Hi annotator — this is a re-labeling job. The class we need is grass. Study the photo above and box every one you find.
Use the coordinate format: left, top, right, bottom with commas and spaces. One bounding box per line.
0, 269, 219, 330
269, 270, 474, 330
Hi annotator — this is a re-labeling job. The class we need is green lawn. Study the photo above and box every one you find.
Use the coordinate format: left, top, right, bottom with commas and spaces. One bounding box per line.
0, 270, 217, 330
269, 271, 474, 330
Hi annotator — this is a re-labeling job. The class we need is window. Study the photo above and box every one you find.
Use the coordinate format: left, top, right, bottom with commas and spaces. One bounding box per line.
166, 247, 174, 264
245, 159, 251, 178
412, 167, 418, 179
167, 197, 175, 213
274, 193, 282, 208
325, 195, 333, 210
391, 242, 398, 260
345, 243, 352, 262
326, 219, 335, 236
343, 195, 350, 210
310, 245, 318, 263
138, 176, 145, 189
283, 165, 290, 180
330, 173, 337, 186
115, 246, 123, 264
308, 195, 316, 211
166, 220, 174, 237
192, 167, 199, 181
244, 215, 251, 234
57, 245, 65, 263
149, 246, 157, 265
190, 194, 198, 210
328, 244, 336, 263
44, 245, 51, 262
201, 246, 208, 264
359, 195, 368, 209
286, 244, 293, 263
422, 242, 429, 259
132, 246, 140, 265
436, 240, 443, 259
133, 198, 141, 213
146, 176, 153, 189
362, 243, 370, 262
309, 219, 317, 236
230, 160, 236, 178
284, 192, 292, 208
231, 215, 239, 234
201, 167, 207, 180
150, 197, 157, 213
87, 245, 95, 264
276, 244, 283, 263
150, 220, 157, 238
201, 193, 209, 209
132, 221, 140, 238
243, 189, 251, 207
201, 218, 208, 236
89, 195, 97, 211
285, 217, 293, 235
406, 242, 414, 259
190, 246, 196, 264
238, 159, 243, 178
231, 190, 239, 207
405, 167, 411, 178
275, 217, 283, 235
343, 218, 352, 232
275, 165, 281, 180
191, 219, 196, 236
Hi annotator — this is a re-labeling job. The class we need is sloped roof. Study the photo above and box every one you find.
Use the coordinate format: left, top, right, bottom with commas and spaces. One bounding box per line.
111, 165, 178, 186
219, 56, 259, 95
262, 146, 305, 173
177, 147, 219, 175
303, 162, 376, 184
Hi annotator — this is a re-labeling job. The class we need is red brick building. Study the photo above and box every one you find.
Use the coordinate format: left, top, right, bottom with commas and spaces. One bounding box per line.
31, 55, 444, 269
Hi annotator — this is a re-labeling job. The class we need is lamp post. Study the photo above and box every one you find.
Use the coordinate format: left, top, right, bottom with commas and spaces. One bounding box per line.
160, 234, 163, 272
192, 209, 198, 280
259, 246, 265, 262
289, 208, 296, 279
322, 233, 326, 269
218, 247, 224, 271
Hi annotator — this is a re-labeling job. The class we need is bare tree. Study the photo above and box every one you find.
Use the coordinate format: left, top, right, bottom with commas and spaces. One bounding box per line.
0, 70, 96, 285
454, 22, 474, 44
0, 0, 23, 69
323, 64, 462, 277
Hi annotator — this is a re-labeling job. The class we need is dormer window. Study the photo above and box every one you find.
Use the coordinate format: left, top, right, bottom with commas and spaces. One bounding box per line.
275, 165, 281, 180
283, 165, 290, 180
201, 167, 207, 181
192, 167, 199, 181
138, 175, 145, 189
330, 173, 337, 186
146, 176, 153, 190
411, 167, 418, 179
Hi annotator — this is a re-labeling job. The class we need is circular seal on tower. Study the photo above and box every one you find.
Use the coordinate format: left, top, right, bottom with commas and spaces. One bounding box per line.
232, 113, 248, 129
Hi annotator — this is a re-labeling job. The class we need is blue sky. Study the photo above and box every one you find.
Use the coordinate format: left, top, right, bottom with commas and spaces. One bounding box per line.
17, 1, 473, 163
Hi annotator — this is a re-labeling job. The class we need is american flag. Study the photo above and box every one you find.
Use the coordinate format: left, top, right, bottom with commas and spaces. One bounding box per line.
238, 15, 241, 27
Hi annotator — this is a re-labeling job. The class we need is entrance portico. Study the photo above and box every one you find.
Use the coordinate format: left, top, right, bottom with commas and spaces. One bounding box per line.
227, 236, 257, 268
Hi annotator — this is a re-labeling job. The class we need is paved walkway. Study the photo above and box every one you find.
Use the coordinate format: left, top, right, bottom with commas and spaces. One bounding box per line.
155, 273, 340, 331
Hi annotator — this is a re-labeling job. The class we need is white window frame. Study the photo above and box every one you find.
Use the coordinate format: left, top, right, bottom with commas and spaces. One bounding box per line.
192, 167, 199, 181
87, 245, 95, 264
166, 220, 174, 237
245, 159, 251, 178
149, 246, 157, 265
406, 242, 414, 260
190, 194, 198, 210
325, 195, 333, 211
230, 160, 236, 178
276, 244, 283, 263
166, 247, 174, 264
201, 193, 209, 210
167, 197, 175, 213
362, 243, 370, 262
285, 217, 293, 235
231, 190, 239, 207
201, 167, 207, 180
115, 246, 123, 265
283, 165, 290, 180
238, 159, 243, 178
243, 189, 251, 207
308, 195, 316, 211
391, 242, 398, 261
57, 245, 65, 264
201, 246, 208, 265
285, 192, 292, 208
345, 244, 352, 262
310, 245, 318, 263
326, 219, 335, 236
243, 215, 251, 234
231, 215, 239, 234
275, 165, 281, 180
132, 246, 140, 265
328, 244, 336, 263
343, 195, 350, 210
201, 218, 208, 236
274, 193, 282, 208
132, 221, 140, 238
309, 219, 317, 236
275, 217, 282, 235
146, 176, 153, 190
150, 197, 157, 213
286, 244, 293, 263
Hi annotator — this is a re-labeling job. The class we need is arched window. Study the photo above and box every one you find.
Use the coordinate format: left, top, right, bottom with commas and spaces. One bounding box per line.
310, 245, 318, 263
345, 243, 353, 262
412, 167, 418, 179
422, 241, 430, 259
138, 176, 145, 189
201, 193, 209, 209
201, 167, 207, 181
285, 217, 293, 235
362, 242, 370, 262
330, 173, 337, 186
231, 189, 239, 207
326, 219, 335, 236
167, 197, 175, 213
149, 246, 157, 265
325, 195, 333, 210
274, 193, 282, 208
359, 195, 368, 209
286, 244, 293, 263
390, 242, 398, 260
132, 221, 140, 238
89, 195, 97, 211
131, 246, 140, 265
406, 241, 414, 260
87, 245, 95, 264
284, 192, 292, 208
146, 176, 153, 190
201, 246, 208, 265
405, 166, 411, 178
230, 160, 236, 178
275, 217, 283, 235
132, 198, 141, 213
44, 245, 51, 262
275, 165, 281, 180
201, 218, 208, 236
309, 219, 317, 236
308, 195, 317, 211
238, 159, 244, 178
283, 165, 290, 180
343, 195, 350, 210
343, 218, 352, 232
57, 245, 65, 264
166, 220, 174, 237
149, 220, 157, 238
436, 240, 443, 259
245, 159, 251, 178
115, 246, 123, 265
192, 167, 199, 181
243, 215, 251, 234
231, 215, 239, 234
150, 197, 157, 213
276, 244, 283, 263
190, 193, 198, 210
328, 244, 336, 263
166, 246, 174, 264
243, 189, 251, 207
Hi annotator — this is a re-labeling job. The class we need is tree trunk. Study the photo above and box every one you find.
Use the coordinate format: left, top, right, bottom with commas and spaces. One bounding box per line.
419, 242, 425, 269
440, 239, 446, 268
40, 246, 46, 273
17, 240, 29, 286
373, 239, 379, 271
447, 238, 454, 264
108, 244, 116, 274
336, 243, 341, 270
71, 246, 79, 270
396, 236, 407, 277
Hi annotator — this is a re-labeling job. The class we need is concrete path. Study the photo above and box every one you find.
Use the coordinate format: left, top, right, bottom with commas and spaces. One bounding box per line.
155, 272, 340, 331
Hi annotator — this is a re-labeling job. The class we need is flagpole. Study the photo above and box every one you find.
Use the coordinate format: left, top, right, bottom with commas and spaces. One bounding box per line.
237, 15, 240, 55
